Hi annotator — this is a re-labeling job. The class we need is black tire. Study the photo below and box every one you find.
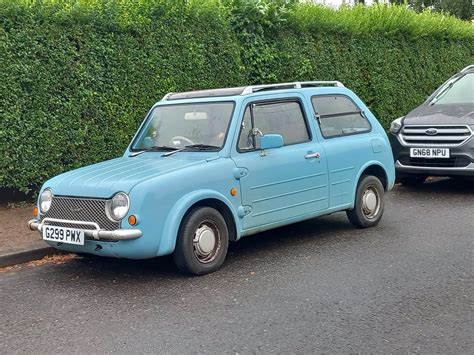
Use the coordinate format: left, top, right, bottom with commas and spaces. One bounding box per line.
173, 207, 229, 275
397, 175, 427, 186
346, 175, 385, 228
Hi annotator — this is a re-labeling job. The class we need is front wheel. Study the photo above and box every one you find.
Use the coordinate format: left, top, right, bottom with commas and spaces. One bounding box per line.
347, 175, 385, 228
173, 207, 229, 275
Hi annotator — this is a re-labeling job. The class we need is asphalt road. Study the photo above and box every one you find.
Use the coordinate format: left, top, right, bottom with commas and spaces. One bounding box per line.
1, 178, 473, 354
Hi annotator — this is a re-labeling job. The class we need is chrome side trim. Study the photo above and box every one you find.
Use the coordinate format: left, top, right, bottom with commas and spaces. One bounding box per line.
28, 219, 142, 241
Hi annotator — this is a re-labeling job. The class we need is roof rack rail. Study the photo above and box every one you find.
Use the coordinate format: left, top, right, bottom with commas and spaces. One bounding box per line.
162, 92, 173, 100
161, 81, 345, 101
240, 81, 344, 95
460, 64, 474, 73
161, 86, 246, 101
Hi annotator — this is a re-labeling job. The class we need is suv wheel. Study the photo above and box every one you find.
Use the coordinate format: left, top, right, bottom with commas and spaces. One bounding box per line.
174, 207, 229, 275
347, 175, 385, 228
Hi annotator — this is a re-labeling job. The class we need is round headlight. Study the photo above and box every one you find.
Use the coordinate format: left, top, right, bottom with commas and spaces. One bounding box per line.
39, 189, 53, 213
390, 117, 404, 134
108, 192, 130, 220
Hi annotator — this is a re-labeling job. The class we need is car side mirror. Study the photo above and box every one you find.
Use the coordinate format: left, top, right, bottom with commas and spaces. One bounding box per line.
257, 134, 284, 150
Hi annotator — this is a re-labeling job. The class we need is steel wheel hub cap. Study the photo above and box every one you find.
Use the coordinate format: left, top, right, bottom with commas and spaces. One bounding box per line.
362, 187, 379, 218
193, 223, 218, 261
364, 191, 377, 212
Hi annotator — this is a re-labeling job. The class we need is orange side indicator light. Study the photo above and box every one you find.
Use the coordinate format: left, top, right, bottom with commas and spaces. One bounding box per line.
230, 188, 237, 196
128, 215, 137, 226
33, 207, 38, 217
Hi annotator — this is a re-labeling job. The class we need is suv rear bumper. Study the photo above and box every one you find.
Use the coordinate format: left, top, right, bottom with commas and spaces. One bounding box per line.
390, 133, 474, 177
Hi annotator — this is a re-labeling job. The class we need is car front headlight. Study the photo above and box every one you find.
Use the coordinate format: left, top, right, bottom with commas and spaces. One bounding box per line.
39, 189, 53, 214
390, 117, 404, 134
108, 192, 130, 220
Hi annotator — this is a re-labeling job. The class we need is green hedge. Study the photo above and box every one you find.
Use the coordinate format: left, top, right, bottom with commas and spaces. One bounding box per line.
1, 0, 473, 193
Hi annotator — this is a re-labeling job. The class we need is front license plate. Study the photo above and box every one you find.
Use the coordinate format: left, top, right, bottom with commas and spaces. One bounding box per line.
410, 148, 450, 159
42, 225, 85, 245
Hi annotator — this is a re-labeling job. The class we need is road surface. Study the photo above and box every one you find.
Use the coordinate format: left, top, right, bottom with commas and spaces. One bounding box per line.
1, 178, 473, 353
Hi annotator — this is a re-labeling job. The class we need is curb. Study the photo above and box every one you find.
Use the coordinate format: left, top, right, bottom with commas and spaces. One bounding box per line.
0, 246, 61, 268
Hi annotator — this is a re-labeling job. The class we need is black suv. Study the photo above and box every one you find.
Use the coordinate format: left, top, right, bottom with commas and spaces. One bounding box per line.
389, 65, 474, 185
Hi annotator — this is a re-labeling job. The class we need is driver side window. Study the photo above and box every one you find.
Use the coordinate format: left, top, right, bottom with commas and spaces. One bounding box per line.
237, 100, 310, 152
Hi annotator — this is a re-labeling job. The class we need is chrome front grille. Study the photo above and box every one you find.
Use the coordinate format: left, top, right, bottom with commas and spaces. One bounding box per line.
400, 125, 472, 147
40, 196, 119, 231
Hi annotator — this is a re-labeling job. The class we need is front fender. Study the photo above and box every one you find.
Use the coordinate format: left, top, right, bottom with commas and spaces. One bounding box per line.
157, 189, 242, 256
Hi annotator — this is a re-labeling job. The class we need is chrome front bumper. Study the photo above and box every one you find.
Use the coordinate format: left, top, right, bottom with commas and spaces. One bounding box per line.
28, 219, 142, 241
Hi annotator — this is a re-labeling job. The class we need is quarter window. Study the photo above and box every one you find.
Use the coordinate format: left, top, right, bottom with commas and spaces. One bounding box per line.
312, 95, 371, 138
237, 100, 310, 151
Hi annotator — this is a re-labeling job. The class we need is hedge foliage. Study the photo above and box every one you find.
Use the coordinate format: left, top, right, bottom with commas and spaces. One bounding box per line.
1, 0, 473, 193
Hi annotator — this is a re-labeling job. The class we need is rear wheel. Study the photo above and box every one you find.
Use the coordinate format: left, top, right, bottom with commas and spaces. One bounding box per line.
347, 175, 385, 228
173, 207, 229, 275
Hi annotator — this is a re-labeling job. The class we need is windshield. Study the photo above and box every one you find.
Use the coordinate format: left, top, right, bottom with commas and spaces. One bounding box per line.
431, 72, 474, 105
132, 102, 234, 151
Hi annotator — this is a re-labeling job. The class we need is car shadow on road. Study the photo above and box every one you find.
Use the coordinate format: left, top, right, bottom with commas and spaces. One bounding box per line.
395, 177, 473, 195
54, 213, 354, 281
35, 179, 473, 282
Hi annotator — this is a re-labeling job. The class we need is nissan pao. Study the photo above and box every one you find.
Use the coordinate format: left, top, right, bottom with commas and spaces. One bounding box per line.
29, 81, 395, 275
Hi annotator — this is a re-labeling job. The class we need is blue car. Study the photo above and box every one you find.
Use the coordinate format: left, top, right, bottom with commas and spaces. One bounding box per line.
29, 81, 395, 275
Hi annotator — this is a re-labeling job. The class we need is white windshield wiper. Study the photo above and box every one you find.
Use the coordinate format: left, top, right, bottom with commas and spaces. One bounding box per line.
162, 144, 221, 157
162, 147, 186, 157
129, 145, 179, 157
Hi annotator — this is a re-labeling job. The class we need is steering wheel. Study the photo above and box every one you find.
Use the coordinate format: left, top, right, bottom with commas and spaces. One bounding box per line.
169, 136, 195, 147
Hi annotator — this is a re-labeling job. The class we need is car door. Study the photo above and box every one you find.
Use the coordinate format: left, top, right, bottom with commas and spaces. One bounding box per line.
311, 94, 373, 208
231, 97, 329, 231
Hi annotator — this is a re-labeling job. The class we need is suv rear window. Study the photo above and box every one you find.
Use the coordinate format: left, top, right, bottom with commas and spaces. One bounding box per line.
312, 95, 371, 138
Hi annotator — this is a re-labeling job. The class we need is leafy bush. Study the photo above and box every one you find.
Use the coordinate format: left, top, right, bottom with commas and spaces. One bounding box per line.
1, 0, 473, 193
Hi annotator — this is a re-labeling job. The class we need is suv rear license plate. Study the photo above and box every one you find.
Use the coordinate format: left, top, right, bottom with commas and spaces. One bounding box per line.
42, 225, 85, 245
410, 148, 450, 159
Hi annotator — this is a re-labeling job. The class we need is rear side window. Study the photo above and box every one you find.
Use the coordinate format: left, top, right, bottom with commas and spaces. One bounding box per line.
237, 100, 310, 151
311, 95, 371, 138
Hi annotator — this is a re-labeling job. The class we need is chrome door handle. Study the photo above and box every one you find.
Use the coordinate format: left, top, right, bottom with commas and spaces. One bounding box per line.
305, 152, 320, 159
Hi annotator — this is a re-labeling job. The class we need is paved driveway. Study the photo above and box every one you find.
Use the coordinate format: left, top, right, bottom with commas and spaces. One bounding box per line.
1, 179, 472, 353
